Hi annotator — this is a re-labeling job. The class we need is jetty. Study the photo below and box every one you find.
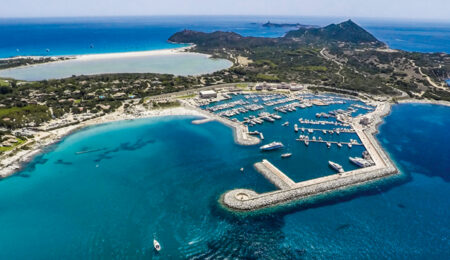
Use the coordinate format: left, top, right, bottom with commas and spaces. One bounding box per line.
181, 100, 260, 146
222, 103, 399, 211
254, 160, 296, 189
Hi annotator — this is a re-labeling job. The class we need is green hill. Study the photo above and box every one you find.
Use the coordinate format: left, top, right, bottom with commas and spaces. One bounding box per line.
284, 20, 382, 45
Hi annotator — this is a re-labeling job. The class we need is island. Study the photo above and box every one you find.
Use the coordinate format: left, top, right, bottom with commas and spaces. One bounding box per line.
262, 21, 319, 29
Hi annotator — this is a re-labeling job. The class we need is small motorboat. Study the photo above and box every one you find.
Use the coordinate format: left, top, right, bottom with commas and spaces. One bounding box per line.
154, 239, 161, 252
281, 153, 292, 158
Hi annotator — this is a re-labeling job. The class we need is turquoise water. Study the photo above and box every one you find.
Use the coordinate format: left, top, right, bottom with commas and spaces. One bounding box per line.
0, 52, 233, 81
0, 103, 449, 258
201, 93, 372, 182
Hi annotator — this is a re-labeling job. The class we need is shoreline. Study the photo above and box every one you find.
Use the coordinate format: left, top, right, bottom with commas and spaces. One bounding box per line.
0, 105, 207, 179
73, 45, 195, 61
0, 45, 201, 74
1, 90, 448, 182
0, 99, 260, 179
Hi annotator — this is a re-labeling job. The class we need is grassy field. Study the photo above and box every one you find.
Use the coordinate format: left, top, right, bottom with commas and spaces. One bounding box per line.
0, 138, 25, 153
0, 79, 9, 87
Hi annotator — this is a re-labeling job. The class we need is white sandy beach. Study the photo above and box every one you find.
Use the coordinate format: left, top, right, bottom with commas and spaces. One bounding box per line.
73, 45, 195, 60
0, 44, 233, 81
1, 45, 195, 62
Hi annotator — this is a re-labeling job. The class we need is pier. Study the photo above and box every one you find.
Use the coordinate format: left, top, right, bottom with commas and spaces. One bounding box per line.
297, 139, 363, 146
298, 127, 355, 134
181, 100, 261, 146
254, 160, 296, 189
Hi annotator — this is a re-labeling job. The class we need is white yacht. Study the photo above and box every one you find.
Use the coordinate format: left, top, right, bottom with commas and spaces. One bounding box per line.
260, 142, 284, 151
349, 157, 372, 168
329, 161, 344, 173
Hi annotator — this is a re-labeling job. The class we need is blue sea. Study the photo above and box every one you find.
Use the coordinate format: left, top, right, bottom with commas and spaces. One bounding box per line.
0, 101, 448, 258
0, 16, 449, 58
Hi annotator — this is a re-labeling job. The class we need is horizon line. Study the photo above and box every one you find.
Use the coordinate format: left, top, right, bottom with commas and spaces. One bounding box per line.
0, 14, 449, 24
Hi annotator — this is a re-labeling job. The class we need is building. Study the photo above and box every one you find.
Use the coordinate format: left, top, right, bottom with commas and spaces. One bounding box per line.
290, 84, 304, 91
277, 82, 290, 89
199, 90, 217, 99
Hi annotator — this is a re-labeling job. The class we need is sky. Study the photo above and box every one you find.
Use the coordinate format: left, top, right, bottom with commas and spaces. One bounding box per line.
1, 0, 449, 21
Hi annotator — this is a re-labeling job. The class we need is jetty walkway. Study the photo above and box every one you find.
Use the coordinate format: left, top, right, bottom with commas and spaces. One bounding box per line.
180, 100, 260, 146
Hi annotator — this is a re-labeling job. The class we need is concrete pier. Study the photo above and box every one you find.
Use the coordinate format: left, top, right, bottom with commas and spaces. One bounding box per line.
254, 160, 296, 190
180, 100, 260, 146
222, 103, 399, 211
299, 127, 355, 133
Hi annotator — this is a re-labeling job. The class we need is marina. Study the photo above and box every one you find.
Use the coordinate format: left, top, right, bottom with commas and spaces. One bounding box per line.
184, 86, 399, 211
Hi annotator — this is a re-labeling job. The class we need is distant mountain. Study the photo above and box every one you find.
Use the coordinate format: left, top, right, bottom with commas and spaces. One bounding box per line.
284, 20, 382, 45
169, 20, 383, 49
262, 21, 319, 29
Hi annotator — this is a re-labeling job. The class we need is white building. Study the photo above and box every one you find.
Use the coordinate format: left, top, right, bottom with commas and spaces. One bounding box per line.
277, 82, 290, 89
290, 84, 304, 91
199, 90, 217, 98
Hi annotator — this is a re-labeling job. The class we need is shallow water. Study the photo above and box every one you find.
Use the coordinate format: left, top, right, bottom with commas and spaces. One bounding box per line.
0, 52, 233, 81
0, 103, 449, 258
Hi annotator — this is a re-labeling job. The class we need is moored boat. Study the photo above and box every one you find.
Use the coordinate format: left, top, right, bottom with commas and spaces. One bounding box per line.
281, 153, 292, 158
328, 161, 344, 173
260, 141, 284, 151
349, 157, 372, 168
